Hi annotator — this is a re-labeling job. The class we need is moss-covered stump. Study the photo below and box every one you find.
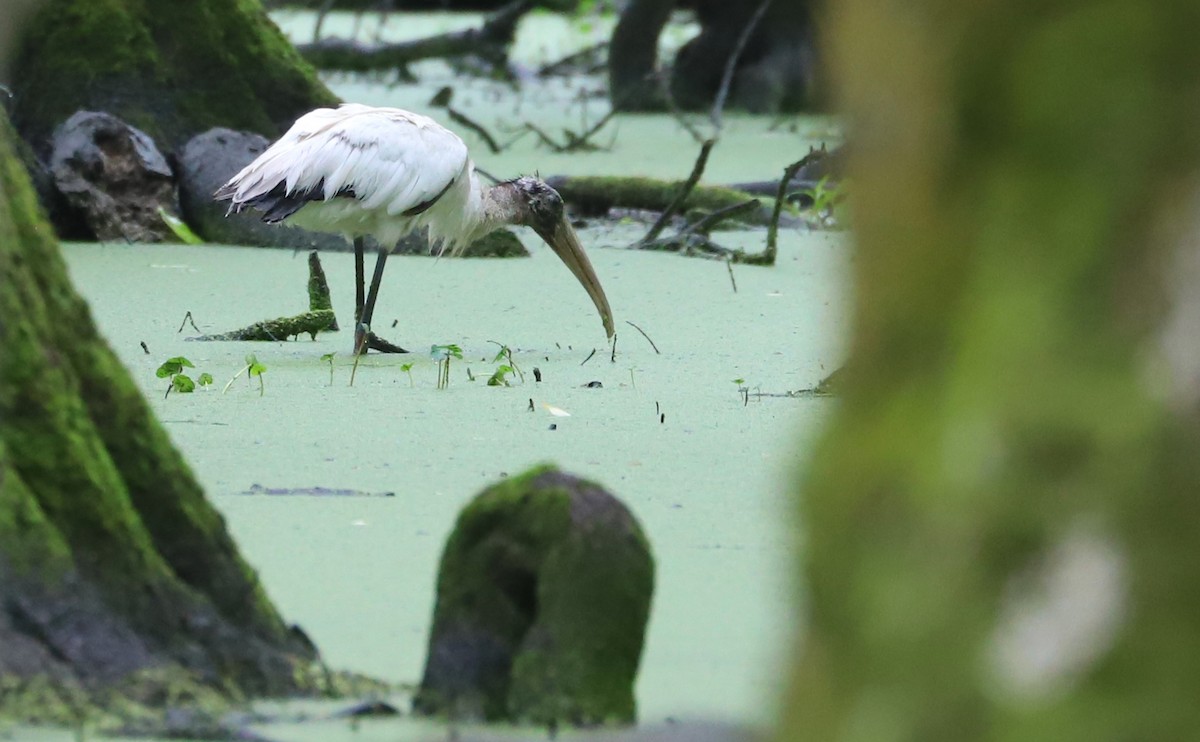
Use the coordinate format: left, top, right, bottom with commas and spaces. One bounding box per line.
777, 3, 1200, 741
415, 465, 654, 727
10, 0, 338, 151
0, 105, 322, 724
307, 251, 339, 331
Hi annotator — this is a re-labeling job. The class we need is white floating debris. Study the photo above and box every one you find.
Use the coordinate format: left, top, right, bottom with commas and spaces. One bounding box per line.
543, 403, 571, 417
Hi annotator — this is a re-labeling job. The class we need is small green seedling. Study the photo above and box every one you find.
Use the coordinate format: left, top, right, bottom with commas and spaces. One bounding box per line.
400, 362, 415, 387
431, 344, 463, 390
734, 378, 750, 406
321, 352, 335, 385
487, 364, 514, 387
157, 356, 196, 398
223, 353, 268, 396
488, 341, 525, 383
198, 372, 214, 388
799, 176, 849, 227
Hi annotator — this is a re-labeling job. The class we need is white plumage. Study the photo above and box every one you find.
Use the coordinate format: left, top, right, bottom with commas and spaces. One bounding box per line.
216, 104, 614, 351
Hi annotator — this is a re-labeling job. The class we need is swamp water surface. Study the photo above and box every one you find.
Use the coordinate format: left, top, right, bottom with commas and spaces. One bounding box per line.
24, 10, 849, 742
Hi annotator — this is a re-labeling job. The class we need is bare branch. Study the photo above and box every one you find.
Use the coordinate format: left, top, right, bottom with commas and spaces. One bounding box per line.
710, 0, 772, 131
640, 138, 716, 244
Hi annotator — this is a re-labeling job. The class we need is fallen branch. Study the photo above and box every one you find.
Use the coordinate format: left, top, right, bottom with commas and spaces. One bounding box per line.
297, 0, 532, 72
545, 174, 787, 227
538, 41, 609, 77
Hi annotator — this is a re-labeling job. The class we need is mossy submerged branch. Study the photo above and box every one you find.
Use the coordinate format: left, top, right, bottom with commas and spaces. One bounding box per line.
544, 174, 787, 227
190, 309, 336, 342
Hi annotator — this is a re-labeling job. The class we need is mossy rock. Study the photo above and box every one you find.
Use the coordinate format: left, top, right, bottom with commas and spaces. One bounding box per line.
416, 465, 654, 727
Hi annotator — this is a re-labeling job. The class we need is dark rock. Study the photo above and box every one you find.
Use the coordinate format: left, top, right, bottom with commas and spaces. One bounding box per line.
331, 700, 401, 718
49, 111, 177, 242
176, 127, 349, 251
415, 465, 654, 726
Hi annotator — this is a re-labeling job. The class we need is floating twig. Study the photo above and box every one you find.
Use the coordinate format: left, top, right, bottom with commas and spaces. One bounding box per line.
580, 348, 597, 366
624, 321, 660, 354
177, 311, 200, 334
726, 258, 738, 293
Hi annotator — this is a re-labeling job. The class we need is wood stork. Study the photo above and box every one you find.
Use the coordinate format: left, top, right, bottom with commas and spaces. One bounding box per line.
215, 103, 614, 352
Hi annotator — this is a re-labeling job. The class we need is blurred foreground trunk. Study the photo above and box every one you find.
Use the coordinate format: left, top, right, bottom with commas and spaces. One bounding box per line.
0, 110, 323, 721
779, 3, 1200, 739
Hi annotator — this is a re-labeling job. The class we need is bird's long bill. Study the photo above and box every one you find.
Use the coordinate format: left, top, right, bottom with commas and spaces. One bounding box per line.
538, 218, 615, 338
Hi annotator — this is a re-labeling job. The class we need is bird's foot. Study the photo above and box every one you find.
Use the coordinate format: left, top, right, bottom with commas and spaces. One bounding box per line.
353, 330, 409, 355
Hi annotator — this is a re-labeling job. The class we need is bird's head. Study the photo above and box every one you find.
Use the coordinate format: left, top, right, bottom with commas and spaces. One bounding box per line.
504, 176, 615, 339
506, 176, 566, 234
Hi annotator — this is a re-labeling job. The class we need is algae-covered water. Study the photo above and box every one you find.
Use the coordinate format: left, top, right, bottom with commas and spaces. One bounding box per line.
63, 221, 846, 733
18, 9, 849, 742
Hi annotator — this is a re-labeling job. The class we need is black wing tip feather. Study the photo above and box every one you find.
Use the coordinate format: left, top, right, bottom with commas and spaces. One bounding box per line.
215, 178, 358, 223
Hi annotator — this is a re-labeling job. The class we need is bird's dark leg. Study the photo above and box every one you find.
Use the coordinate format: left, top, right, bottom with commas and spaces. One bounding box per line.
353, 236, 366, 352
359, 245, 389, 341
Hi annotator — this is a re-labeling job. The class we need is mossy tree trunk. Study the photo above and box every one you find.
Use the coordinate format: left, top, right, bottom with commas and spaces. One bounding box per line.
779, 3, 1200, 740
0, 110, 322, 722
10, 0, 338, 151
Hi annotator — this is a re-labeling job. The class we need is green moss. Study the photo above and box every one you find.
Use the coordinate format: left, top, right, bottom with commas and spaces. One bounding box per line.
0, 675, 90, 726
1, 108, 321, 723
12, 0, 337, 148
0, 441, 80, 581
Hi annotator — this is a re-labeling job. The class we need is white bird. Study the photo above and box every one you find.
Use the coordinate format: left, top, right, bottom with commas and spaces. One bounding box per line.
215, 103, 614, 351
